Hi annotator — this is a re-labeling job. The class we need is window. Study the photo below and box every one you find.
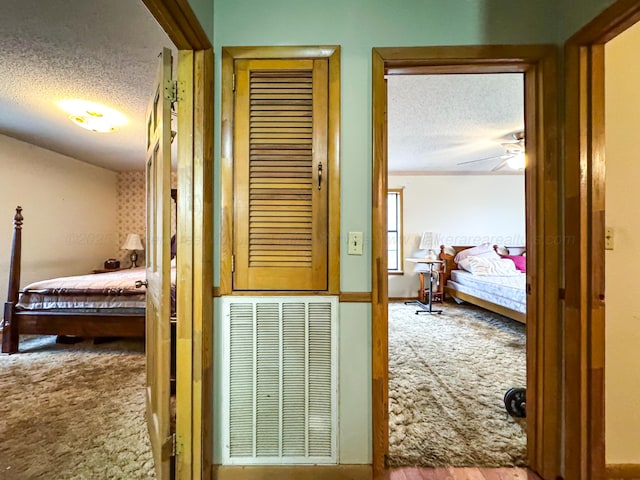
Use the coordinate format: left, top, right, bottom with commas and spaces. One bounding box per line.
388, 189, 403, 273
221, 47, 340, 293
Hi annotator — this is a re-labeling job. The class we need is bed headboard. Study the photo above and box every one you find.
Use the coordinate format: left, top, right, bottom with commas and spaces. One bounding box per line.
438, 245, 475, 285
493, 245, 526, 256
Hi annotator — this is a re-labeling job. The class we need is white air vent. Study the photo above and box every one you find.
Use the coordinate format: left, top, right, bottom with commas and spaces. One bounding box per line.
222, 296, 338, 465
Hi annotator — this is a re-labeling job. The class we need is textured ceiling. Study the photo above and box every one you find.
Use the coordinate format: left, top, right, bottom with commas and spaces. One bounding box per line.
388, 73, 524, 174
0, 2, 523, 174
0, 0, 174, 172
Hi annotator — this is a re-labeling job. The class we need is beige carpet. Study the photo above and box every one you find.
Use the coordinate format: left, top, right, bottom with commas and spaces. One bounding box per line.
0, 335, 155, 479
388, 301, 527, 467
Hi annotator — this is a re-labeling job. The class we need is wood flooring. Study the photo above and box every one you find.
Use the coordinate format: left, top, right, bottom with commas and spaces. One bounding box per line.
390, 467, 542, 480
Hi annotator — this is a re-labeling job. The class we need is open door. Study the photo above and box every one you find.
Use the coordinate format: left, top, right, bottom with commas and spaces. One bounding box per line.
145, 46, 174, 479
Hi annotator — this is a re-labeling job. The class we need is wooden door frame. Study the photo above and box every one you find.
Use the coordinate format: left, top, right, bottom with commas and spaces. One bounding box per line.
141, 1, 214, 479
371, 46, 560, 480
564, 1, 640, 479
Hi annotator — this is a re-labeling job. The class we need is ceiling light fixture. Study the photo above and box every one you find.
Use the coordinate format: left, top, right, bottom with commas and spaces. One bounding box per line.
507, 152, 526, 170
58, 99, 127, 133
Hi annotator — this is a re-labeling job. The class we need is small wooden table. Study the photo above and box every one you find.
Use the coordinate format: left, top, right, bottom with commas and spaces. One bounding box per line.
405, 258, 444, 314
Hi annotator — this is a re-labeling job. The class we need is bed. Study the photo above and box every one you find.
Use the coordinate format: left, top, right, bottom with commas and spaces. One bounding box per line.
439, 244, 527, 324
1, 205, 175, 354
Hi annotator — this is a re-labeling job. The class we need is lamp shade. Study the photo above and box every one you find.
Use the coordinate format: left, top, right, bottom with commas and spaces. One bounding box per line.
121, 233, 144, 251
418, 232, 433, 250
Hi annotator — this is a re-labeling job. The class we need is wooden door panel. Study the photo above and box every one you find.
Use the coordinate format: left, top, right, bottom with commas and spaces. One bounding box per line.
233, 58, 329, 291
145, 46, 174, 480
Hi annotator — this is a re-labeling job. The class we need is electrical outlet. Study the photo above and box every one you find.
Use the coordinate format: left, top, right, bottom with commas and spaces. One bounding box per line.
605, 227, 614, 250
348, 232, 364, 255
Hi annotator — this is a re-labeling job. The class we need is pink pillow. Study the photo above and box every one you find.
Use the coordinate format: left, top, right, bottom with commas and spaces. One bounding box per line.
500, 254, 526, 272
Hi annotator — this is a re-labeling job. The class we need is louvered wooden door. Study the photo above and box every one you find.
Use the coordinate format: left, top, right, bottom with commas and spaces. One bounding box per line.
233, 59, 328, 291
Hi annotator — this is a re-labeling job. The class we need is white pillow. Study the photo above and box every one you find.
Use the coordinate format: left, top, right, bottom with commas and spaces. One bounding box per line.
458, 255, 520, 276
454, 243, 494, 263
474, 250, 500, 260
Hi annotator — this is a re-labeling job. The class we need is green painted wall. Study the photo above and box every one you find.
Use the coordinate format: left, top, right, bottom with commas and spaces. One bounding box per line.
186, 0, 626, 466
186, 0, 213, 42
209, 0, 562, 464
212, 0, 560, 292
557, 0, 616, 42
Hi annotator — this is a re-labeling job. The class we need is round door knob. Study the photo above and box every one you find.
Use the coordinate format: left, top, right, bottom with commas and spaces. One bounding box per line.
135, 280, 148, 288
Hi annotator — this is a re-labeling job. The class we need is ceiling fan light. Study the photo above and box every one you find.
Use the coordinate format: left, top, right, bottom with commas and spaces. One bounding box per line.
507, 152, 526, 170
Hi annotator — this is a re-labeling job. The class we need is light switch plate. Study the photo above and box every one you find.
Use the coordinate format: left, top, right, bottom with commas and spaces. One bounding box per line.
605, 227, 614, 250
348, 231, 364, 255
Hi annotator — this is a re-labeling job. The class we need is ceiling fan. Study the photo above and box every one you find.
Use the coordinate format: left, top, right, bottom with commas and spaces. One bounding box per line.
457, 131, 525, 171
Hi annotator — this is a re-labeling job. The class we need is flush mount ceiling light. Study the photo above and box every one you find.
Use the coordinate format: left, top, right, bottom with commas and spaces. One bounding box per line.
58, 99, 127, 133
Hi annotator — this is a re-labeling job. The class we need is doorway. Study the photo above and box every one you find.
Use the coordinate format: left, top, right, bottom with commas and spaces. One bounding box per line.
385, 72, 527, 467
371, 45, 560, 480
142, 3, 214, 478
564, 2, 640, 478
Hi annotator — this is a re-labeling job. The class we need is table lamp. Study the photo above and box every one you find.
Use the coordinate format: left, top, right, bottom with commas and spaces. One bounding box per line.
121, 233, 144, 268
419, 232, 437, 260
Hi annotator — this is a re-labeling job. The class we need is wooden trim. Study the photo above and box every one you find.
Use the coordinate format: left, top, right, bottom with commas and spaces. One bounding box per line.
568, 0, 640, 45
339, 292, 372, 303
212, 464, 372, 480
175, 49, 195, 479
605, 464, 640, 479
525, 45, 561, 480
563, 39, 588, 480
191, 47, 214, 480
221, 45, 340, 60
327, 48, 341, 294
376, 45, 557, 70
371, 47, 388, 480
562, 2, 640, 477
212, 286, 221, 298
371, 45, 560, 480
140, 0, 211, 50
220, 50, 234, 296
220, 46, 341, 295
588, 44, 606, 480
220, 291, 340, 297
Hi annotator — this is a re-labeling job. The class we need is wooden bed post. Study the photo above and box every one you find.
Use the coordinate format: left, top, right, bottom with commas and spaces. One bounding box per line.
2, 206, 23, 353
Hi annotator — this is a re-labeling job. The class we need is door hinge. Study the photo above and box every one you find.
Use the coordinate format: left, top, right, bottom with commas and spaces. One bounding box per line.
161, 433, 176, 460
165, 79, 178, 103
232, 73, 236, 92
231, 254, 235, 273
175, 433, 183, 457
